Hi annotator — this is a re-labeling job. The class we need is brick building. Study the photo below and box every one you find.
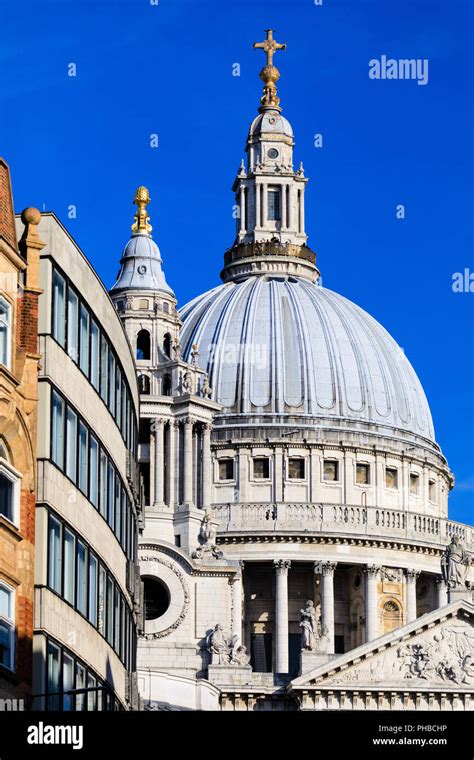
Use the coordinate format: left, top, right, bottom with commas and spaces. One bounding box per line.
0, 158, 44, 701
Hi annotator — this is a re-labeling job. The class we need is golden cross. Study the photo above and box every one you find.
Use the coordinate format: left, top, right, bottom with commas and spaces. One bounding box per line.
253, 29, 286, 67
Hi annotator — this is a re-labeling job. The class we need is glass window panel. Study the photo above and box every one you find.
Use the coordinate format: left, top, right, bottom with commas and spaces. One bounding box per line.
108, 352, 116, 416
356, 463, 370, 485
79, 303, 90, 375
0, 472, 14, 521
410, 473, 419, 495
98, 565, 106, 635
51, 390, 65, 469
0, 586, 11, 618
288, 458, 305, 479
63, 653, 74, 711
385, 468, 398, 490
76, 663, 86, 711
48, 515, 62, 593
76, 540, 87, 616
106, 576, 114, 646
47, 641, 61, 710
107, 463, 115, 530
115, 366, 122, 427
66, 407, 77, 482
253, 458, 269, 479
89, 435, 99, 507
0, 620, 12, 669
100, 335, 109, 403
0, 298, 11, 367
121, 380, 127, 436
267, 189, 281, 220
114, 587, 120, 653
67, 286, 79, 362
88, 553, 98, 627
52, 269, 66, 347
99, 449, 107, 518
115, 479, 121, 543
78, 421, 89, 494
323, 460, 339, 481
87, 673, 97, 711
218, 459, 234, 480
90, 319, 100, 390
63, 528, 75, 605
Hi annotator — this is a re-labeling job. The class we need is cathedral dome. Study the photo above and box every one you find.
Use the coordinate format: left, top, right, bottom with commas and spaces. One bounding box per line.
179, 275, 436, 446
248, 110, 293, 139
111, 234, 174, 294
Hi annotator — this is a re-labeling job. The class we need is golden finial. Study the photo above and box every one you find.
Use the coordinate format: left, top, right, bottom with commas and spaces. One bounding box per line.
253, 29, 286, 112
131, 186, 152, 236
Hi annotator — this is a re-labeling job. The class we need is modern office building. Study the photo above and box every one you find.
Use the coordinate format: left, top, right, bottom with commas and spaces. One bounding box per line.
13, 210, 144, 710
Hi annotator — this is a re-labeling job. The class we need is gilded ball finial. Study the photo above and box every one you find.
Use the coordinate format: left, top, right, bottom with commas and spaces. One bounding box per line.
131, 186, 152, 236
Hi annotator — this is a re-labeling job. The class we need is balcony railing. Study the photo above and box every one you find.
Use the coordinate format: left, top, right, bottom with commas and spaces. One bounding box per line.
210, 502, 473, 550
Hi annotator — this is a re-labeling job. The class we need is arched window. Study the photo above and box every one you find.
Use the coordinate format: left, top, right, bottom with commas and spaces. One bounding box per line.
163, 333, 172, 359
162, 374, 172, 396
138, 374, 150, 394
136, 330, 150, 360
382, 599, 402, 634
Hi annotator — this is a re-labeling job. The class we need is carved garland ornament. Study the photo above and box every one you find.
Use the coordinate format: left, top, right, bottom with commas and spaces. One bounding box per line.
139, 554, 190, 640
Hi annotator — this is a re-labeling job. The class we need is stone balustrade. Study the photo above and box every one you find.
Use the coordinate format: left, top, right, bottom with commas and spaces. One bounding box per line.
210, 502, 473, 550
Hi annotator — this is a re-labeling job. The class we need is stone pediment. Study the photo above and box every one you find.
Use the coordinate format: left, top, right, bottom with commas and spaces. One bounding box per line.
290, 600, 474, 692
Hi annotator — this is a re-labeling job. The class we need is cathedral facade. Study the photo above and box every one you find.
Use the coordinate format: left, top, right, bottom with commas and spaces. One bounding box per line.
110, 31, 474, 711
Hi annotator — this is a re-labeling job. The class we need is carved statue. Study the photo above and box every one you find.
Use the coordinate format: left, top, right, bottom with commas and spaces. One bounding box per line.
172, 337, 181, 359
206, 628, 251, 667
201, 375, 212, 399
206, 624, 228, 665
299, 600, 317, 650
182, 370, 192, 395
192, 513, 224, 561
441, 536, 471, 589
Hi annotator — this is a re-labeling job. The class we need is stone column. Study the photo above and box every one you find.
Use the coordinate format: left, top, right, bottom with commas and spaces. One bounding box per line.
183, 417, 194, 507
202, 423, 212, 509
274, 559, 291, 674
405, 569, 420, 622
317, 561, 336, 654
364, 565, 381, 642
167, 420, 177, 507
239, 186, 246, 233
153, 418, 165, 506
436, 576, 448, 608
231, 565, 244, 641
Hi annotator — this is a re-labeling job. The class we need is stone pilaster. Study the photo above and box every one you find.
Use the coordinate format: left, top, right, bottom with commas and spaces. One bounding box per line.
183, 417, 194, 506
153, 418, 165, 506
364, 564, 381, 642
405, 569, 420, 623
202, 423, 212, 509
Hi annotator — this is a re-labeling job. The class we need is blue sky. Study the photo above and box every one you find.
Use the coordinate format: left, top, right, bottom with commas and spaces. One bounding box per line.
0, 0, 472, 523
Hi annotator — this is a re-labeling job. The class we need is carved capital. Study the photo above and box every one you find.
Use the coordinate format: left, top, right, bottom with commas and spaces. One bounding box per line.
364, 564, 382, 580
273, 559, 291, 574
315, 561, 337, 577
405, 568, 421, 583
183, 416, 196, 427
